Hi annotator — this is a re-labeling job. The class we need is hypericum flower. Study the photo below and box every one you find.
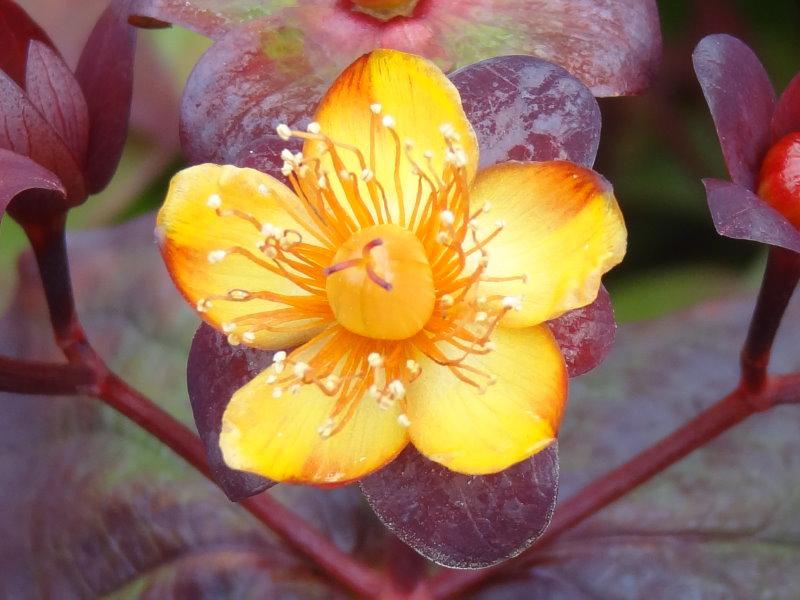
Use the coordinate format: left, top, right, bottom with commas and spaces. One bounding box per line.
694, 34, 800, 250
157, 50, 626, 484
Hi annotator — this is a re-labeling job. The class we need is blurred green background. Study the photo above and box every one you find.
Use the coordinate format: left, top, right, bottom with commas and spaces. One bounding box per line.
1, 0, 798, 321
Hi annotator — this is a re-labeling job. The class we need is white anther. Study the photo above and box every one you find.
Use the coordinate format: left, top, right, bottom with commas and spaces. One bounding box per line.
242, 331, 256, 343
196, 298, 211, 313
293, 151, 304, 163
360, 168, 374, 182
440, 294, 454, 308
502, 296, 523, 311
439, 123, 455, 137
339, 169, 351, 180
367, 352, 384, 368
226, 333, 241, 346
439, 210, 455, 226
369, 384, 382, 400
317, 417, 334, 439
290, 383, 302, 395
261, 222, 280, 237
323, 375, 339, 392
475, 311, 488, 323
207, 249, 227, 264
280, 148, 294, 162
266, 374, 277, 384
397, 413, 411, 428
382, 115, 396, 128
273, 351, 287, 364
468, 218, 480, 231
293, 361, 311, 378
494, 219, 506, 229
281, 163, 293, 177
388, 379, 406, 399
306, 121, 321, 134
404, 138, 415, 150
276, 123, 292, 140
436, 231, 451, 245
272, 387, 283, 398
423, 150, 434, 159
317, 176, 327, 188
370, 103, 382, 114
257, 183, 269, 196
206, 193, 222, 208
222, 322, 236, 334
228, 289, 250, 300
406, 359, 420, 374
482, 202, 492, 213
483, 341, 497, 351
445, 147, 468, 167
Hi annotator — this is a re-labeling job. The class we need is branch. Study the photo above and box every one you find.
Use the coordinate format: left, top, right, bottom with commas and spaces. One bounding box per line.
430, 373, 800, 599
0, 355, 94, 395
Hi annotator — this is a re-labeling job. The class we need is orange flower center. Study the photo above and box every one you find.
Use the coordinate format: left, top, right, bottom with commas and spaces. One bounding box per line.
325, 224, 435, 340
350, 0, 419, 20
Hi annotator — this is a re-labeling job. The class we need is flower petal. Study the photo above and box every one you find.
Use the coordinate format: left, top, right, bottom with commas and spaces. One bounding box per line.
470, 161, 626, 328
304, 49, 478, 224
772, 73, 800, 141
406, 326, 566, 475
156, 163, 327, 350
219, 346, 410, 484
693, 34, 775, 191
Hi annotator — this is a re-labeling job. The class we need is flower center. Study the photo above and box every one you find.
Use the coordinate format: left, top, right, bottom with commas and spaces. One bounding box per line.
758, 131, 800, 228
325, 224, 435, 340
350, 0, 419, 20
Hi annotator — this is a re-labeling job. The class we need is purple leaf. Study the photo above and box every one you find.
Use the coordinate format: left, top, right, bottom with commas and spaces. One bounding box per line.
703, 178, 800, 253
693, 34, 776, 190
473, 294, 800, 598
0, 0, 54, 86
548, 285, 616, 378
24, 41, 89, 165
0, 148, 64, 221
361, 444, 558, 569
235, 134, 302, 179
180, 18, 326, 165
187, 323, 275, 501
452, 55, 601, 169
772, 73, 800, 141
0, 69, 85, 204
75, 0, 137, 194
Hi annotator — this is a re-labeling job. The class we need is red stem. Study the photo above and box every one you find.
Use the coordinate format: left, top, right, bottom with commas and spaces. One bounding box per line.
0, 355, 94, 395
16, 217, 387, 599
740, 247, 800, 391
430, 374, 800, 599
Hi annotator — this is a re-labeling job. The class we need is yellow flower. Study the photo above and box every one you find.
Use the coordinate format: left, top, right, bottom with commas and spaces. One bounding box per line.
157, 49, 626, 485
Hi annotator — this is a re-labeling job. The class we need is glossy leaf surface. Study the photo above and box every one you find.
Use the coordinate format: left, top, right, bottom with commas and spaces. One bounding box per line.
24, 41, 89, 164
136, 0, 661, 97
703, 178, 800, 253
548, 285, 616, 378
451, 55, 601, 169
187, 324, 275, 501
361, 445, 558, 569
0, 0, 53, 86
772, 73, 800, 141
693, 34, 775, 190
0, 148, 64, 221
75, 0, 137, 194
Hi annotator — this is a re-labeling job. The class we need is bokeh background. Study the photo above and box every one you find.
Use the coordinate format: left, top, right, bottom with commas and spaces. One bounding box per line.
1, 0, 799, 320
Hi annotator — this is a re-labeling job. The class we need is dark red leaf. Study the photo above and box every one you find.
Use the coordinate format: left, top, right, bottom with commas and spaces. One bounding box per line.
0, 69, 85, 204
235, 134, 302, 178
452, 55, 601, 169
24, 41, 89, 165
693, 34, 775, 191
75, 0, 137, 194
0, 0, 53, 86
703, 178, 800, 253
187, 323, 275, 501
180, 18, 327, 165
361, 444, 558, 569
772, 73, 800, 141
548, 285, 616, 378
0, 148, 64, 221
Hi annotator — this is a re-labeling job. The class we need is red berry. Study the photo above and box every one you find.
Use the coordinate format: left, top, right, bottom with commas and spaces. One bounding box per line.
758, 132, 800, 228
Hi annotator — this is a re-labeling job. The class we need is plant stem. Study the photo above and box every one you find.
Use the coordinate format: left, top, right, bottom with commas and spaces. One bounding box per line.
0, 355, 94, 395
740, 247, 800, 391
430, 373, 800, 599
16, 217, 386, 599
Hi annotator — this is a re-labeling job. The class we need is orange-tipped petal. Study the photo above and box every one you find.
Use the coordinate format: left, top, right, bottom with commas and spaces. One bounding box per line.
470, 161, 627, 327
219, 333, 410, 484
304, 49, 478, 225
156, 163, 329, 350
406, 326, 567, 475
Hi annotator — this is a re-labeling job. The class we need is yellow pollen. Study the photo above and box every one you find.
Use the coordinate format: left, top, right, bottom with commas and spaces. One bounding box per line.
325, 224, 435, 340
